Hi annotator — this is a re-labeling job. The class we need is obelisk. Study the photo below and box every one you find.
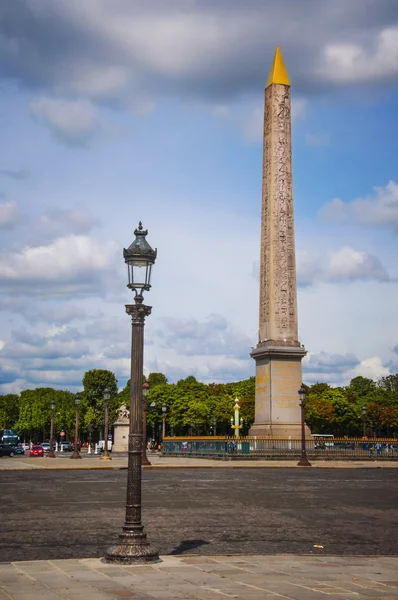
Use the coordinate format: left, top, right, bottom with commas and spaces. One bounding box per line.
250, 47, 307, 438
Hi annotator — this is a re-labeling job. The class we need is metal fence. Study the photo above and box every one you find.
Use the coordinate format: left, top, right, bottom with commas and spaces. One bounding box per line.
162, 436, 398, 460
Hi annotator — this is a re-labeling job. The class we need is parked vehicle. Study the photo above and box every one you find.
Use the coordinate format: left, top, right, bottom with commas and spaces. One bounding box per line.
29, 445, 44, 457
0, 444, 16, 457
97, 440, 113, 452
59, 442, 73, 452
11, 445, 24, 455
40, 442, 55, 453
22, 443, 30, 451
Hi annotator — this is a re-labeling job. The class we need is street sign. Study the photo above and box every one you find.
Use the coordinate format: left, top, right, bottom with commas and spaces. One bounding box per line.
60, 431, 65, 437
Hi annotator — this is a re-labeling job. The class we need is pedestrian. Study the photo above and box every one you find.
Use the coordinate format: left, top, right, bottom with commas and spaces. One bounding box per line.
376, 442, 382, 456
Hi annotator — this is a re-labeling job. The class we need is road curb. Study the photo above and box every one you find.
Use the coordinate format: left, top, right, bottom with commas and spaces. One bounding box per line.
0, 462, 396, 471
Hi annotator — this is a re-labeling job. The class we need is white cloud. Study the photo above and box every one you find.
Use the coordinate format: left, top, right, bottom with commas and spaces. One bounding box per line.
0, 234, 119, 296
0, 201, 19, 229
347, 356, 390, 381
323, 27, 398, 84
319, 180, 398, 231
30, 96, 100, 144
297, 247, 391, 285
155, 314, 252, 359
34, 207, 100, 240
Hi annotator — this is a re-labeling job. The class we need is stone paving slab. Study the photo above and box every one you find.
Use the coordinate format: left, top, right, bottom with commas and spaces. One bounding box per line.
1, 454, 398, 470
0, 556, 398, 600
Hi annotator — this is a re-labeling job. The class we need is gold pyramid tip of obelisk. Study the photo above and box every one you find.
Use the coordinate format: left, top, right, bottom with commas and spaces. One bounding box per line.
265, 46, 290, 88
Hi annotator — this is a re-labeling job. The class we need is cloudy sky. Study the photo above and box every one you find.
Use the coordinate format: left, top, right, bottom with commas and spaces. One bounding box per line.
1, 0, 398, 393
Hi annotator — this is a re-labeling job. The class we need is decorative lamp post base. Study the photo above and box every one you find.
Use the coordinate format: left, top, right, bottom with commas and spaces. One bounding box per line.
297, 456, 312, 467
105, 527, 160, 564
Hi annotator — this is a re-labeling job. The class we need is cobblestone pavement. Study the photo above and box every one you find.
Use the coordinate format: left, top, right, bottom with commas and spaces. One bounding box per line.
1, 469, 397, 561
1, 555, 398, 600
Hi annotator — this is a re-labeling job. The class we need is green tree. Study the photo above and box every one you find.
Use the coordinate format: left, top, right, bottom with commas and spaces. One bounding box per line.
82, 369, 119, 431
0, 394, 20, 429
147, 373, 168, 388
347, 376, 376, 400
15, 388, 76, 442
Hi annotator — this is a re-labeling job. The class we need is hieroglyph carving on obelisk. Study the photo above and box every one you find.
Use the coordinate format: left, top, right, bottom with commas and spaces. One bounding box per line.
259, 47, 298, 345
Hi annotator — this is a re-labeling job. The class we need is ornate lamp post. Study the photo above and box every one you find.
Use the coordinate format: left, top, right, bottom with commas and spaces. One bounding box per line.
106, 222, 159, 564
230, 398, 242, 438
142, 382, 151, 465
71, 394, 82, 460
161, 403, 167, 440
150, 401, 156, 446
48, 400, 56, 458
88, 424, 92, 454
362, 405, 367, 438
297, 385, 311, 467
101, 387, 112, 461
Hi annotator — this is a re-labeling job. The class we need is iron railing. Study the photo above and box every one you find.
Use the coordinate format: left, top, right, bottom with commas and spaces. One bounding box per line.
162, 436, 398, 460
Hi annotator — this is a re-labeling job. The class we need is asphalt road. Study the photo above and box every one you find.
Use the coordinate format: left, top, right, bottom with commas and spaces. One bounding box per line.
0, 468, 397, 562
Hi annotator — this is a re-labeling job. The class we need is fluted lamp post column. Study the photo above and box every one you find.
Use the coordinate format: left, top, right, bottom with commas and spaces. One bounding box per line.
48, 400, 56, 458
142, 382, 151, 465
297, 385, 311, 467
71, 394, 82, 459
161, 403, 167, 441
362, 405, 367, 438
105, 221, 159, 564
101, 387, 111, 461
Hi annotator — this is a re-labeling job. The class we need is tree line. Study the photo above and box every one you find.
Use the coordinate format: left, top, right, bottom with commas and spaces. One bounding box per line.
0, 370, 397, 442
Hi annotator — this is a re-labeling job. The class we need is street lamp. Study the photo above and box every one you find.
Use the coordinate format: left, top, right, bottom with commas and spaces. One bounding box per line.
71, 394, 82, 460
161, 403, 167, 440
141, 382, 151, 465
106, 222, 159, 564
48, 400, 56, 458
230, 398, 242, 438
213, 419, 217, 436
297, 385, 311, 467
101, 387, 111, 461
150, 401, 156, 445
362, 405, 367, 438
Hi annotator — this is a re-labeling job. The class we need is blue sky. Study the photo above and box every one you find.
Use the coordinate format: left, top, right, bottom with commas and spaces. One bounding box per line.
1, 0, 398, 392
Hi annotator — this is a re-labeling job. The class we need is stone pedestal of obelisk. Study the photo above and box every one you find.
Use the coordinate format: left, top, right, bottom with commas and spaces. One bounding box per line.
250, 47, 308, 439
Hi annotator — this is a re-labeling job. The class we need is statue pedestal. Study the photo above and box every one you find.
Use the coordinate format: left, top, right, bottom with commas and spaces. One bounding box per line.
112, 403, 130, 452
113, 422, 129, 452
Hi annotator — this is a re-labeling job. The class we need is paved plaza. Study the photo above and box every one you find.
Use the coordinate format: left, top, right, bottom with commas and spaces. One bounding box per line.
1, 555, 398, 600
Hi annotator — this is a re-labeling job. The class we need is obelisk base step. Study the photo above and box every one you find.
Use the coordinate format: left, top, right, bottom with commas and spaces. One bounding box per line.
250, 343, 310, 439
249, 422, 311, 439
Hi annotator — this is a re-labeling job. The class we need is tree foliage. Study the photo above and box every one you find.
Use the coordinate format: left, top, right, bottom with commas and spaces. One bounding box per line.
3, 370, 398, 441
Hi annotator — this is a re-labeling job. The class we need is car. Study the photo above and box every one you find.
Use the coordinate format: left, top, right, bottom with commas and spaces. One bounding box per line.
59, 442, 73, 452
22, 443, 30, 451
29, 445, 44, 457
0, 444, 16, 457
10, 445, 24, 455
41, 442, 53, 453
